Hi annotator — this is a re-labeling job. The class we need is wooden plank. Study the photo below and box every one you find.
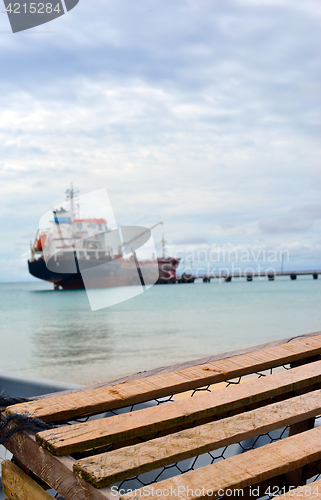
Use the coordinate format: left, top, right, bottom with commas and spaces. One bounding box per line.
285, 417, 316, 488
73, 389, 321, 487
1, 460, 52, 500
285, 360, 320, 487
0, 414, 119, 500
122, 426, 321, 500
278, 479, 321, 499
37, 360, 321, 456
8, 336, 321, 423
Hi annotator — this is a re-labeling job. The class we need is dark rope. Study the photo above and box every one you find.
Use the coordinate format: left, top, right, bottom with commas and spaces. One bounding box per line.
0, 393, 55, 446
0, 413, 55, 445
0, 393, 29, 407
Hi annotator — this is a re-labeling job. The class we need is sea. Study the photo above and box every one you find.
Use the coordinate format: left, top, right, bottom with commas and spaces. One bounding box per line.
0, 277, 321, 386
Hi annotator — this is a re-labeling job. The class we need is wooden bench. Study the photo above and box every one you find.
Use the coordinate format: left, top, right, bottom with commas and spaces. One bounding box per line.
2, 331, 321, 499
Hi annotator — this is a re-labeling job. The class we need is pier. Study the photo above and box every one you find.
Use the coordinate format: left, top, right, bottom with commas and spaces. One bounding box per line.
196, 270, 321, 282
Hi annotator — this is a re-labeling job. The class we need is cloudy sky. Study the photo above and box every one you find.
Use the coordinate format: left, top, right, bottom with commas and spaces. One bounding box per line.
0, 0, 321, 281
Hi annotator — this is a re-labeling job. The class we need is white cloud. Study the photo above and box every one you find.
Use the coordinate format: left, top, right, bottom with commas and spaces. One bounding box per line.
259, 204, 321, 234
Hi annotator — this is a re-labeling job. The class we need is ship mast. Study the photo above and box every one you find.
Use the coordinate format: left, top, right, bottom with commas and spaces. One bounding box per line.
68, 183, 79, 244
69, 183, 75, 222
161, 233, 166, 258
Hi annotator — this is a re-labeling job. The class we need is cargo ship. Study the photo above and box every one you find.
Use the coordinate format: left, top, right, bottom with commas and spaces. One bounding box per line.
28, 187, 180, 289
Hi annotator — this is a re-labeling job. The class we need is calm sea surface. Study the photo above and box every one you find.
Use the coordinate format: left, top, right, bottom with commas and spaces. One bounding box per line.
0, 278, 321, 385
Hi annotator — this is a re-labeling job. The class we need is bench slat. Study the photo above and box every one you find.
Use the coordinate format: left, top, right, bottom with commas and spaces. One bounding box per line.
36, 360, 321, 456
73, 389, 321, 487
122, 426, 321, 500
8, 336, 321, 423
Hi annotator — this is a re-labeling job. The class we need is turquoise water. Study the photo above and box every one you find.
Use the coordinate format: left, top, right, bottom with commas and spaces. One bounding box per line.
0, 278, 321, 385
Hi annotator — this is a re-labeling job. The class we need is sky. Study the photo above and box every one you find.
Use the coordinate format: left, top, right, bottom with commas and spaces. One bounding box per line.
0, 0, 321, 281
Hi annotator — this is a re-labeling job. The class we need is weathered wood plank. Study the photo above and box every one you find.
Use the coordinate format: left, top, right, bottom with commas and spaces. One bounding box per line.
285, 417, 316, 488
122, 426, 321, 500
1, 460, 52, 500
8, 336, 321, 423
73, 389, 321, 487
0, 415, 119, 500
278, 479, 321, 499
37, 360, 321, 456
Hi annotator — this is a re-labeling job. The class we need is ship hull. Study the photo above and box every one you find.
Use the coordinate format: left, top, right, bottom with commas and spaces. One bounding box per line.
29, 259, 83, 289
28, 258, 179, 289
